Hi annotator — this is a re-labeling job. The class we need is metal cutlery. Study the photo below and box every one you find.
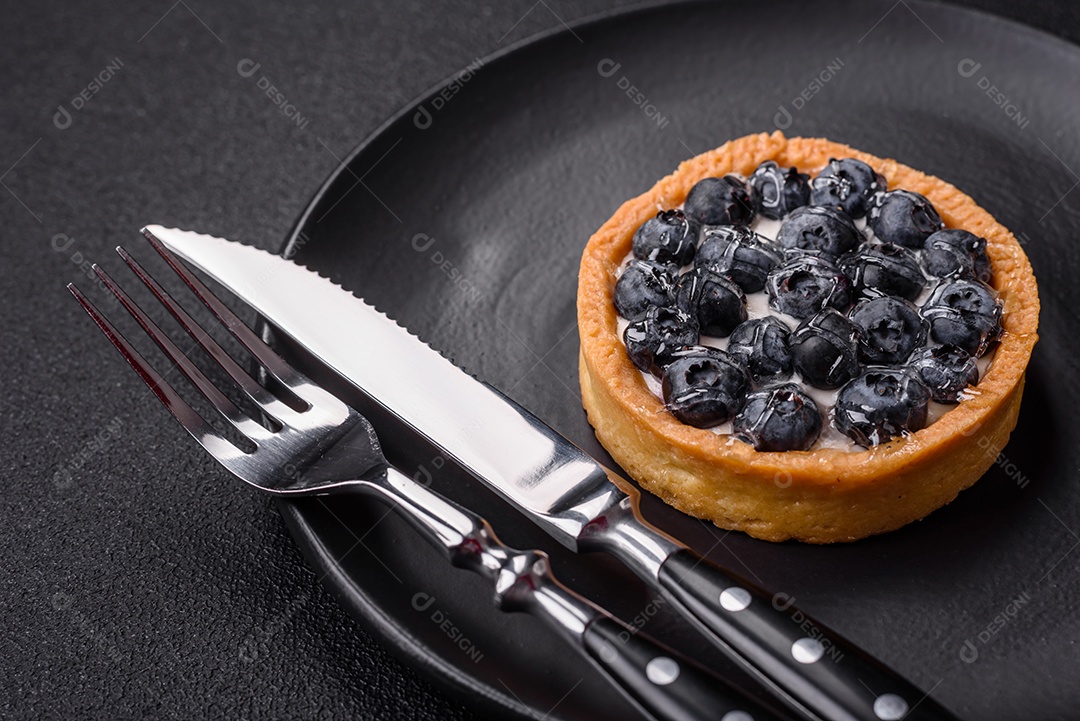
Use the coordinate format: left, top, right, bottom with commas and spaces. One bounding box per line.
148, 225, 960, 721
68, 237, 785, 721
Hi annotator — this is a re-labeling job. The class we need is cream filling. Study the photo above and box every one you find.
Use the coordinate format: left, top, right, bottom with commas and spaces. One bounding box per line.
616, 204, 996, 452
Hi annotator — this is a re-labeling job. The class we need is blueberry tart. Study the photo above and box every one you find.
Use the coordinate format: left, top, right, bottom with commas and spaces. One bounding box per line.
577, 132, 1039, 543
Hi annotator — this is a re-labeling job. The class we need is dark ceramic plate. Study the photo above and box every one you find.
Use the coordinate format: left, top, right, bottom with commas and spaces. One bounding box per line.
268, 1, 1080, 719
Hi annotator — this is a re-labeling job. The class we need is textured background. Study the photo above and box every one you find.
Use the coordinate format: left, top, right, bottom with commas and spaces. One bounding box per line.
2, 1, 1078, 719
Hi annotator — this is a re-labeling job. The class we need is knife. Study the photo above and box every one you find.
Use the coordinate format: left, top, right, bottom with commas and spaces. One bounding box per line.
149, 225, 960, 721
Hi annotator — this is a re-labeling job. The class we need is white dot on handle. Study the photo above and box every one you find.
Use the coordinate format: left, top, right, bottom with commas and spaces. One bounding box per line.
721, 711, 754, 721
873, 694, 909, 720
719, 587, 752, 612
645, 656, 680, 685
791, 637, 825, 664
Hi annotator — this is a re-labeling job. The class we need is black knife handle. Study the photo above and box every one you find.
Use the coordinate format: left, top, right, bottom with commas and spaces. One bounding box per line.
658, 549, 961, 721
583, 615, 784, 721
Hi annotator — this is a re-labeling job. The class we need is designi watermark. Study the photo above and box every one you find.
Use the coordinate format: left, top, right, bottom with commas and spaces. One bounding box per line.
615, 595, 667, 644
52, 591, 125, 663
413, 58, 485, 129
231, 230, 311, 308
597, 59, 670, 130
51, 416, 123, 491
959, 590, 1031, 663
411, 592, 484, 663
411, 233, 482, 303
54, 58, 124, 130
413, 454, 449, 487
958, 59, 1030, 131
964, 422, 1030, 489
53, 233, 120, 305
237, 58, 310, 131
774, 57, 844, 130
772, 592, 845, 663
238, 589, 312, 663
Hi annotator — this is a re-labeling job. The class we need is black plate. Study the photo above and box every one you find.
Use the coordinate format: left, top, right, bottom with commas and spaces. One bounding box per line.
269, 2, 1080, 719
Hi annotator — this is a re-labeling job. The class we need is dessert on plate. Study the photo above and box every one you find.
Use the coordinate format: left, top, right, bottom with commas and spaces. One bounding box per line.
577, 131, 1039, 543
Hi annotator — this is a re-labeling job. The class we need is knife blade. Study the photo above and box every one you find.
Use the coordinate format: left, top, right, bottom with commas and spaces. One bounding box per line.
149, 225, 961, 721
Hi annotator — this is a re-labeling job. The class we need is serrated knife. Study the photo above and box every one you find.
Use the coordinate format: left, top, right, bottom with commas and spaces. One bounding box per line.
149, 225, 960, 721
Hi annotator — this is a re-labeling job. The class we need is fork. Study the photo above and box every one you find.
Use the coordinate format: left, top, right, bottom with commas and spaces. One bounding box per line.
68, 235, 787, 721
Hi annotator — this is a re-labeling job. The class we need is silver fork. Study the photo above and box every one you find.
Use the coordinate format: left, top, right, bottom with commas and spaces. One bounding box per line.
68, 235, 785, 721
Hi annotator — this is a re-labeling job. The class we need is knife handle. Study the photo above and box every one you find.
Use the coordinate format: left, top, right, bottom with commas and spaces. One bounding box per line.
578, 483, 960, 721
656, 549, 961, 721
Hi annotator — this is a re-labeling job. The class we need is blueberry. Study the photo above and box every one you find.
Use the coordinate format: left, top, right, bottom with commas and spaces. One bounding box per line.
834, 368, 932, 447
696, 225, 783, 293
839, 243, 925, 301
726, 317, 794, 383
766, 254, 852, 320
849, 296, 927, 365
661, 351, 751, 428
923, 229, 993, 283
810, 157, 886, 218
733, 383, 823, 451
614, 260, 677, 320
867, 189, 944, 249
776, 205, 863, 259
920, 279, 1002, 356
910, 344, 980, 403
791, 308, 861, 389
676, 266, 747, 337
684, 175, 755, 227
623, 305, 699, 373
632, 209, 699, 266
664, 344, 733, 370
749, 161, 811, 219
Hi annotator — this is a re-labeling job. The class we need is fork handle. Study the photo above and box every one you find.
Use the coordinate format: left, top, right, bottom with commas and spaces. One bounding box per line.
356, 468, 782, 721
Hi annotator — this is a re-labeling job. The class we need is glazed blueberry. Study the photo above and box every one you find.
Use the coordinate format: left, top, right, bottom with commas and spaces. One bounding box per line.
663, 344, 732, 370
696, 225, 783, 293
733, 383, 823, 451
775, 205, 863, 259
834, 368, 932, 447
839, 243, 925, 301
683, 175, 755, 227
810, 157, 886, 218
765, 254, 852, 320
632, 209, 699, 266
867, 189, 944, 249
910, 344, 980, 403
791, 308, 861, 389
920, 279, 1002, 356
623, 305, 699, 373
749, 161, 811, 219
661, 351, 751, 428
923, 229, 993, 283
614, 260, 678, 320
676, 266, 748, 337
849, 296, 927, 365
726, 317, 794, 383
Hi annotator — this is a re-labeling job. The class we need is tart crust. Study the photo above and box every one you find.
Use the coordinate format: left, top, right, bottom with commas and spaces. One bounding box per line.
577, 132, 1039, 543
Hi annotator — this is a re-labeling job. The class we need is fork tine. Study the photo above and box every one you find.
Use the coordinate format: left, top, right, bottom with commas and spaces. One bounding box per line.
90, 264, 272, 443
67, 283, 228, 453
141, 227, 306, 395
115, 245, 291, 423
